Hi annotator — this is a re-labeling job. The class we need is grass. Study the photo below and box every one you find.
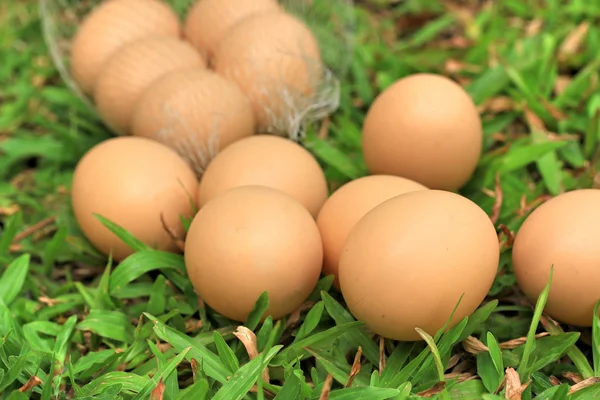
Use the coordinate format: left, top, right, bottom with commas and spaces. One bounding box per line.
2, 0, 600, 398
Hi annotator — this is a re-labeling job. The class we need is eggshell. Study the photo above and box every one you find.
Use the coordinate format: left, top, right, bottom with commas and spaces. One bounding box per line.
362, 73, 482, 191
71, 136, 198, 261
197, 135, 328, 218
184, 185, 323, 322
339, 190, 499, 341
94, 36, 206, 135
317, 175, 428, 289
512, 189, 600, 326
70, 0, 181, 95
131, 68, 256, 176
213, 10, 322, 133
184, 0, 281, 62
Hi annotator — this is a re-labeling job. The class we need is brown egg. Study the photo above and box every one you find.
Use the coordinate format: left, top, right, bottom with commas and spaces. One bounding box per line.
70, 0, 181, 95
213, 10, 322, 134
94, 36, 206, 135
512, 189, 600, 326
184, 0, 281, 62
131, 68, 256, 176
339, 190, 499, 341
317, 175, 428, 290
197, 135, 328, 218
71, 136, 198, 261
362, 73, 482, 191
185, 185, 323, 322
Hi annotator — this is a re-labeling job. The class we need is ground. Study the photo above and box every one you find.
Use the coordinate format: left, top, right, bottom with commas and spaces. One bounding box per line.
2, 0, 600, 399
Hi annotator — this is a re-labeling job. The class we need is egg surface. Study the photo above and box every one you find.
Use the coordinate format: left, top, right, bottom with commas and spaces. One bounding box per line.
70, 0, 180, 95
362, 73, 482, 191
71, 136, 198, 261
197, 135, 328, 217
213, 10, 322, 133
184, 185, 323, 322
131, 68, 255, 176
184, 0, 281, 62
512, 189, 600, 326
339, 190, 499, 341
317, 175, 428, 289
94, 36, 206, 135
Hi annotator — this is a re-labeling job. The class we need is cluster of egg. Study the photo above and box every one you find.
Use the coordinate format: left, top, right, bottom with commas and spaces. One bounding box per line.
69, 0, 600, 340
70, 0, 324, 176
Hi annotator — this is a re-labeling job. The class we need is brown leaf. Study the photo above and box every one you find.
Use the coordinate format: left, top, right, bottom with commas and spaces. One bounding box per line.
379, 336, 386, 373
559, 22, 590, 60
554, 76, 572, 96
569, 377, 600, 394
523, 107, 547, 132
444, 372, 474, 382
0, 204, 20, 216
549, 375, 562, 386
478, 96, 516, 113
150, 379, 165, 400
499, 333, 550, 349
490, 173, 503, 224
346, 346, 362, 387
12, 216, 56, 245
525, 19, 543, 37
563, 371, 583, 384
160, 213, 185, 252
447, 354, 462, 370
498, 224, 515, 249
505, 367, 530, 400
284, 301, 316, 331
594, 172, 600, 189
234, 326, 269, 383
417, 381, 447, 398
462, 336, 488, 354
319, 373, 333, 400
19, 376, 42, 392
539, 97, 566, 120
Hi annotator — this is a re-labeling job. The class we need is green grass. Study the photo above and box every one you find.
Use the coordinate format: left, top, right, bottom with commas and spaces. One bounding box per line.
3, 0, 600, 398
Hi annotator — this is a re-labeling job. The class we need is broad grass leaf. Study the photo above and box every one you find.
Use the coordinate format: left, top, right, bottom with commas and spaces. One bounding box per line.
146, 275, 167, 316
487, 332, 504, 377
593, 300, 600, 375
275, 321, 365, 364
94, 214, 149, 253
132, 347, 190, 400
304, 138, 364, 179
570, 382, 600, 399
213, 331, 240, 374
109, 250, 186, 295
321, 292, 379, 364
212, 345, 282, 400
535, 384, 570, 400
274, 368, 306, 400
77, 310, 134, 342
72, 349, 120, 376
79, 372, 149, 396
0, 212, 22, 257
294, 301, 325, 342
379, 342, 418, 387
245, 291, 269, 331
477, 352, 502, 393
175, 378, 210, 400
256, 316, 274, 353
0, 254, 30, 305
144, 313, 230, 384
305, 347, 369, 387
0, 353, 36, 392
313, 386, 400, 400
448, 380, 486, 400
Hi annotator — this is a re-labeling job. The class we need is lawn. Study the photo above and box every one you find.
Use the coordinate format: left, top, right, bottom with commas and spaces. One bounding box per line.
2, 0, 600, 399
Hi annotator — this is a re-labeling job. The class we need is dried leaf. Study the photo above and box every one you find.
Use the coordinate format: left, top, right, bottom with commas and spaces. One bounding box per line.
379, 336, 386, 374
462, 336, 488, 354
19, 376, 42, 392
233, 326, 269, 383
559, 22, 590, 60
554, 76, 572, 96
417, 381, 447, 398
569, 377, 600, 394
563, 371, 584, 384
499, 333, 550, 349
319, 373, 333, 400
346, 346, 362, 387
525, 19, 543, 37
150, 379, 165, 400
490, 173, 503, 224
505, 367, 530, 400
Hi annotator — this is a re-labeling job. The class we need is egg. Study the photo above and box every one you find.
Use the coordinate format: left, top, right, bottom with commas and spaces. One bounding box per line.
339, 190, 499, 341
317, 175, 428, 290
512, 189, 600, 326
184, 0, 281, 62
71, 136, 198, 261
197, 135, 328, 218
94, 36, 206, 135
184, 185, 323, 322
361, 73, 482, 191
213, 10, 322, 134
70, 0, 181, 95
131, 68, 256, 176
